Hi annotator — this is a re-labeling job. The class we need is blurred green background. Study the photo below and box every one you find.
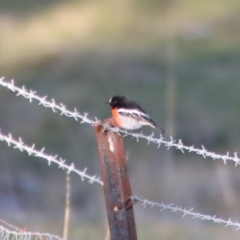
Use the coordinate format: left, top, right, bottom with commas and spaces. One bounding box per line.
1, 0, 240, 239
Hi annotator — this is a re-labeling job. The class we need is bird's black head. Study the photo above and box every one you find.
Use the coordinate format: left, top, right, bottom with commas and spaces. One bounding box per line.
108, 95, 128, 109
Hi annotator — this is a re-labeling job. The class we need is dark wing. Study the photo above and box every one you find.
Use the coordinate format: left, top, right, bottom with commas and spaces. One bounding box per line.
117, 108, 165, 133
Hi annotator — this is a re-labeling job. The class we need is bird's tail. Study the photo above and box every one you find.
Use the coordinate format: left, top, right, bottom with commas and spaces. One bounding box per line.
148, 119, 165, 134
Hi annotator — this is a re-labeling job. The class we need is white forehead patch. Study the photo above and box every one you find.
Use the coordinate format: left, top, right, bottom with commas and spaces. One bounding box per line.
109, 98, 112, 103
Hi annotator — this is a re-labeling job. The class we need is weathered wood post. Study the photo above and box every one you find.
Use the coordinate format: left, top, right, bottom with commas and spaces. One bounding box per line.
94, 118, 137, 240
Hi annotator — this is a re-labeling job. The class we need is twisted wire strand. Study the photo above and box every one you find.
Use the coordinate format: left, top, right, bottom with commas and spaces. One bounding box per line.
132, 196, 240, 230
0, 77, 239, 166
0, 225, 63, 240
0, 130, 103, 185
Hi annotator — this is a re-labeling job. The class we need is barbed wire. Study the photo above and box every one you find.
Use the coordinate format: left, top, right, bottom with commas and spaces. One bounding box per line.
0, 225, 62, 240
0, 130, 103, 185
1, 127, 240, 231
131, 196, 240, 230
0, 77, 239, 167
1, 77, 240, 235
1, 127, 239, 232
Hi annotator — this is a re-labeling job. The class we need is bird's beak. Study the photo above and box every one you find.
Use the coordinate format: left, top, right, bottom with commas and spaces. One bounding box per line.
105, 102, 110, 104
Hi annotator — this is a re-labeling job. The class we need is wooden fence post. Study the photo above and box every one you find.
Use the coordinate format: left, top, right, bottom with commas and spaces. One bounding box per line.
94, 119, 137, 240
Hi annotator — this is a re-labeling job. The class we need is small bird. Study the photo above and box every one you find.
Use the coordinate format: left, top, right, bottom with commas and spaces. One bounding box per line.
107, 95, 165, 133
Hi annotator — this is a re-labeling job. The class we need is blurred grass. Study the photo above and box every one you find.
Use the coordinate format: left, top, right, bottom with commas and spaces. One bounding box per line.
1, 0, 240, 73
